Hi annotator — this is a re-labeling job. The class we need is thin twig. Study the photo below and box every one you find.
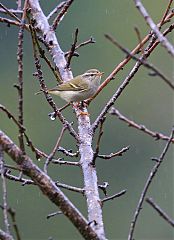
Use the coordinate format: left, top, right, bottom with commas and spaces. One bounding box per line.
66, 28, 79, 68
134, 0, 174, 57
0, 146, 10, 235
4, 164, 21, 171
29, 20, 62, 84
101, 189, 126, 205
0, 17, 22, 27
92, 23, 174, 132
93, 117, 106, 163
0, 3, 21, 22
56, 181, 84, 194
52, 0, 74, 31
105, 34, 174, 90
65, 37, 96, 57
0, 8, 23, 14
98, 146, 130, 160
17, 0, 28, 154
75, 37, 96, 50
87, 10, 174, 104
128, 128, 174, 240
29, 0, 73, 81
0, 206, 21, 240
47, 211, 63, 219
44, 126, 67, 173
134, 26, 144, 54
0, 104, 47, 159
57, 146, 79, 157
51, 159, 79, 166
146, 197, 174, 228
109, 107, 174, 143
47, 1, 66, 20
159, 0, 174, 28
4, 171, 34, 186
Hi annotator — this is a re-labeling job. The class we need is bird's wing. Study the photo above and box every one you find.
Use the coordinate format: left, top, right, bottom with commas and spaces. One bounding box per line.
55, 77, 89, 92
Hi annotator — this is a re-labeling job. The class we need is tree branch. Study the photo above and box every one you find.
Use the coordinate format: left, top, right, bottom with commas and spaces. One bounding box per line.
146, 197, 174, 228
0, 146, 10, 235
0, 130, 100, 240
134, 0, 174, 57
109, 107, 174, 143
128, 128, 174, 240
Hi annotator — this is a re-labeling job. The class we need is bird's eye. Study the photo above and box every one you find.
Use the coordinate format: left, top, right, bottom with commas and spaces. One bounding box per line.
90, 74, 94, 77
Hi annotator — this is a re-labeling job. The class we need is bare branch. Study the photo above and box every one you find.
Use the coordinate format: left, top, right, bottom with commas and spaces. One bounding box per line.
55, 181, 84, 194
65, 36, 96, 57
47, 1, 66, 20
101, 189, 127, 205
0, 147, 10, 235
134, 0, 174, 57
98, 146, 130, 160
66, 28, 79, 68
4, 170, 34, 186
47, 211, 63, 219
109, 107, 174, 143
0, 8, 22, 15
0, 17, 21, 27
78, 116, 106, 239
105, 33, 174, 90
0, 130, 100, 240
0, 229, 14, 240
134, 26, 144, 54
29, 0, 73, 81
93, 116, 106, 163
44, 127, 67, 173
92, 23, 174, 132
51, 159, 79, 167
52, 0, 74, 31
0, 206, 21, 240
146, 197, 174, 228
87, 10, 174, 104
128, 128, 174, 240
159, 0, 174, 28
57, 146, 79, 157
0, 3, 21, 22
0, 104, 47, 159
16, 0, 28, 154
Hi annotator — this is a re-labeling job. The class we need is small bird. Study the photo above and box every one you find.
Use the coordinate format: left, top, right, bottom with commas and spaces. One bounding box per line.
36, 69, 104, 102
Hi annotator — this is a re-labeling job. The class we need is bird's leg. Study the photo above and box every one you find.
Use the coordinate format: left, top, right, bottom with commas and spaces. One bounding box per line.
73, 101, 90, 116
58, 102, 71, 111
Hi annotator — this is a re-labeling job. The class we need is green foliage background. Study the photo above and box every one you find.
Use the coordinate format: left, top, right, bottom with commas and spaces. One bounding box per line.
0, 0, 173, 239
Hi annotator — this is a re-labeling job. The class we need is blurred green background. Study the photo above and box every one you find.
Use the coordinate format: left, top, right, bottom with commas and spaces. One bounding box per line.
0, 0, 174, 239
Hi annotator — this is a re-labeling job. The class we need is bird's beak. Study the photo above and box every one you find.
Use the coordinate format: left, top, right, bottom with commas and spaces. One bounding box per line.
98, 72, 104, 76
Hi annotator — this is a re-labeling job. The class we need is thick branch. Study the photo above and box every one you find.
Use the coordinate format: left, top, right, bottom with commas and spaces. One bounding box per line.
0, 130, 100, 240
0, 229, 14, 240
78, 117, 106, 239
28, 0, 73, 82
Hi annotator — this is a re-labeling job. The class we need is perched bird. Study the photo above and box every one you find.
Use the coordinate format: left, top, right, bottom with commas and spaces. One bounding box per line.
36, 69, 104, 102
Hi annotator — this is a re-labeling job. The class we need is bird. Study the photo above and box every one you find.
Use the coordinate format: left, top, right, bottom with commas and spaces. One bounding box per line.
35, 69, 104, 102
